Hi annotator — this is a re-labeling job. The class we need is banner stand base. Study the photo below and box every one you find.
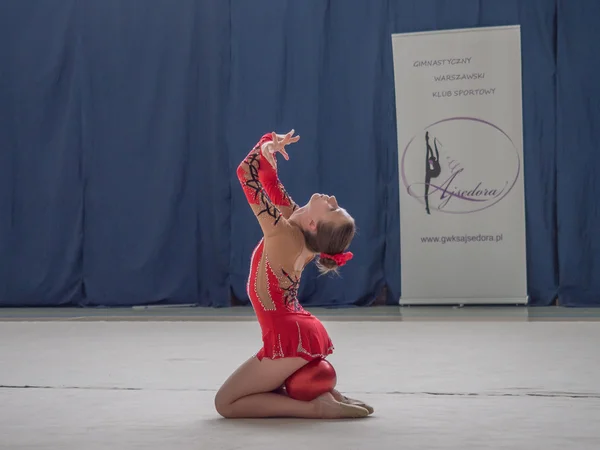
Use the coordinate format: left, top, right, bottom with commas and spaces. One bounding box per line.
399, 296, 529, 306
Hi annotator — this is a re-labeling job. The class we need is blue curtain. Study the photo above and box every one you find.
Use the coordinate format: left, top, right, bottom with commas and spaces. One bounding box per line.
0, 0, 595, 307
556, 0, 600, 306
0, 2, 83, 306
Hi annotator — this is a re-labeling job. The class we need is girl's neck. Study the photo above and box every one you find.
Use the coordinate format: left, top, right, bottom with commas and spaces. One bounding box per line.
289, 221, 316, 272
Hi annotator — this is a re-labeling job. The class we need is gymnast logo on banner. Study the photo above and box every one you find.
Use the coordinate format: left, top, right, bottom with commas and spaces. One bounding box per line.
400, 117, 521, 215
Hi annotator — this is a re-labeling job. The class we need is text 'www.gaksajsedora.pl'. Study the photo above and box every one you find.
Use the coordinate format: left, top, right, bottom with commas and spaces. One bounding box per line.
420, 234, 503, 244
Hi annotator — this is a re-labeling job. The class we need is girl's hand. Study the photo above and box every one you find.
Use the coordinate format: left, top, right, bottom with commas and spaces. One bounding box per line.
270, 129, 300, 161
262, 130, 300, 167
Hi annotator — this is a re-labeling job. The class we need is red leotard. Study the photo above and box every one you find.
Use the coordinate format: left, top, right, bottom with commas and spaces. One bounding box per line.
236, 133, 334, 362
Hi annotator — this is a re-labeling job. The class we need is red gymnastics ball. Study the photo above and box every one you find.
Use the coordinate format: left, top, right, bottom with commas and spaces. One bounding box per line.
285, 358, 337, 402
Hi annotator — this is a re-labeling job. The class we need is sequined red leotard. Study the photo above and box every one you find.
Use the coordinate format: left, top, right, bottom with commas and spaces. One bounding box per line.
236, 133, 334, 362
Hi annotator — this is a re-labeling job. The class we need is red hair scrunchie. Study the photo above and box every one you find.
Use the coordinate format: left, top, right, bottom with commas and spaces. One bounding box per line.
319, 251, 354, 267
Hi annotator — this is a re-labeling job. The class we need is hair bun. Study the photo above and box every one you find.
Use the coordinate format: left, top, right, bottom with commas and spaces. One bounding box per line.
318, 255, 339, 270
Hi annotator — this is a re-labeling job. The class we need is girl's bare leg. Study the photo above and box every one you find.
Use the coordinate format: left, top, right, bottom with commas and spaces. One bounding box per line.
215, 356, 369, 419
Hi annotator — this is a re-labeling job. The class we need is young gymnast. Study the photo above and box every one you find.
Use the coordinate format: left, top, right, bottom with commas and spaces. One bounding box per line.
214, 130, 374, 419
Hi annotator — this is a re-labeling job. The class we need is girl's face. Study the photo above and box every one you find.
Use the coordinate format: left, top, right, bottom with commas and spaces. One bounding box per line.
300, 193, 351, 230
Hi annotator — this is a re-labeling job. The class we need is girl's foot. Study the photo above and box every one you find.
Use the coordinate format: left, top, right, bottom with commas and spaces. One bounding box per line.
330, 389, 374, 415
311, 392, 369, 419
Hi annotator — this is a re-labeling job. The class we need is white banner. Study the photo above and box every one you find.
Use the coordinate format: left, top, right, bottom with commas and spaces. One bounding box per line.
391, 26, 528, 305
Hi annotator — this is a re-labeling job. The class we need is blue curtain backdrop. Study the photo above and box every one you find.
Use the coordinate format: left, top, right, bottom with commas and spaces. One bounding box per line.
555, 0, 600, 307
0, 0, 595, 307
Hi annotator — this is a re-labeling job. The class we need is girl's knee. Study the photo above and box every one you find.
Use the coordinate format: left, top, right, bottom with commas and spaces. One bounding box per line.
214, 390, 233, 418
